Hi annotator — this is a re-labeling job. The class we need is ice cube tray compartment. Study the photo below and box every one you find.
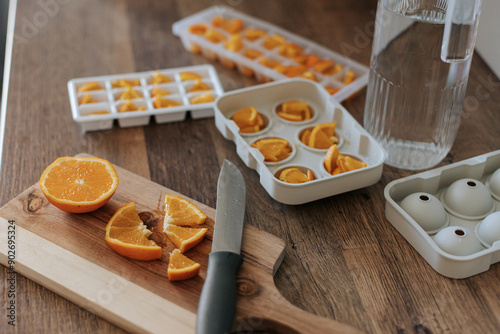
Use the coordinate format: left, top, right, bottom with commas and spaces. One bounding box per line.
172, 5, 369, 102
385, 150, 500, 279
68, 65, 224, 132
214, 79, 385, 205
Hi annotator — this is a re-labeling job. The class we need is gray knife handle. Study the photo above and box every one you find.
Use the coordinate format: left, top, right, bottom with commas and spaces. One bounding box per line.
196, 251, 243, 334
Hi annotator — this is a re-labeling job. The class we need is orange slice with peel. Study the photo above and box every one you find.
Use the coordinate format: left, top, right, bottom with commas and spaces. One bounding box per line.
338, 155, 367, 172
279, 167, 314, 184
324, 144, 340, 174
251, 138, 292, 162
39, 156, 119, 213
105, 202, 162, 261
164, 224, 207, 253
77, 82, 102, 92
164, 194, 207, 226
179, 71, 202, 81
168, 249, 201, 281
309, 125, 335, 149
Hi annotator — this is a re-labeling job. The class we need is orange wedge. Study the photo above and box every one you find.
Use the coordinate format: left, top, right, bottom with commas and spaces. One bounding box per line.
151, 72, 171, 84
164, 194, 207, 226
80, 94, 96, 104
77, 82, 102, 92
154, 96, 180, 109
179, 71, 202, 81
112, 79, 140, 88
168, 249, 201, 281
118, 87, 142, 100
279, 167, 314, 184
244, 28, 266, 41
120, 100, 146, 112
105, 202, 162, 261
150, 87, 170, 98
85, 110, 110, 116
251, 138, 292, 162
189, 79, 210, 92
338, 155, 367, 172
164, 224, 207, 253
309, 125, 334, 149
324, 144, 340, 174
188, 24, 207, 35
190, 93, 214, 104
300, 129, 311, 144
224, 19, 243, 34
39, 156, 119, 213
232, 106, 257, 127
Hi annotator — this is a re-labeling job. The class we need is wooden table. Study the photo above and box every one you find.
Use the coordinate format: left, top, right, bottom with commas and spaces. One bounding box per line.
1, 0, 499, 333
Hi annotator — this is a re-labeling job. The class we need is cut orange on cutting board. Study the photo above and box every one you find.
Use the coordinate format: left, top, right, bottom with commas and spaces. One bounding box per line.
164, 194, 207, 226
164, 224, 207, 253
168, 249, 201, 281
39, 157, 119, 213
105, 202, 162, 261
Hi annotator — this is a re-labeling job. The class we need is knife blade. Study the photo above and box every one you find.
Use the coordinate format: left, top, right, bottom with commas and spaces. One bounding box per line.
196, 159, 246, 334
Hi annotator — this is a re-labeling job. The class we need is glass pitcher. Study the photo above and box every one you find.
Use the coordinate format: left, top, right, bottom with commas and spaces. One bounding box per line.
363, 0, 483, 170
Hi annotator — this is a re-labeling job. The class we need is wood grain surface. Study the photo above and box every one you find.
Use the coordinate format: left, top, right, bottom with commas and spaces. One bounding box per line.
1, 0, 500, 333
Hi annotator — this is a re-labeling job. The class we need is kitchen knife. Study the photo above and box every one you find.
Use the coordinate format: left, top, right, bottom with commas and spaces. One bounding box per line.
196, 159, 246, 334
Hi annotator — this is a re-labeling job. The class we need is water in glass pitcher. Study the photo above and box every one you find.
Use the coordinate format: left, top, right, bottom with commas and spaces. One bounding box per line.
363, 0, 477, 170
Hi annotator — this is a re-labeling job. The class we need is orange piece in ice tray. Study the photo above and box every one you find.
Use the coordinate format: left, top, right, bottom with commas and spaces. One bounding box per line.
79, 94, 97, 105
299, 71, 317, 81
154, 96, 181, 109
251, 138, 292, 163
277, 100, 312, 122
244, 49, 263, 60
190, 93, 215, 104
85, 110, 110, 116
344, 70, 355, 85
120, 100, 146, 112
188, 23, 207, 35
151, 72, 172, 84
112, 79, 141, 88
118, 87, 142, 100
243, 28, 267, 41
262, 34, 286, 50
313, 60, 337, 75
324, 145, 367, 175
304, 122, 338, 149
205, 28, 227, 43
231, 106, 264, 133
189, 79, 210, 92
150, 86, 170, 98
278, 42, 303, 58
179, 71, 202, 81
279, 167, 314, 184
224, 34, 244, 52
77, 82, 102, 93
259, 57, 281, 69
224, 19, 243, 34
325, 87, 340, 95
294, 54, 321, 68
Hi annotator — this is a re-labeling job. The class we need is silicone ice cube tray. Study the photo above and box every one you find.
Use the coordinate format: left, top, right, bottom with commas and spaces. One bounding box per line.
385, 150, 500, 279
214, 79, 386, 205
67, 65, 224, 132
172, 6, 369, 102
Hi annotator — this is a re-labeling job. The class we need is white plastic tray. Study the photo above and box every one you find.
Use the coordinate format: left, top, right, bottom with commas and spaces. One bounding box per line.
172, 6, 369, 102
214, 79, 385, 205
67, 65, 224, 132
385, 150, 500, 279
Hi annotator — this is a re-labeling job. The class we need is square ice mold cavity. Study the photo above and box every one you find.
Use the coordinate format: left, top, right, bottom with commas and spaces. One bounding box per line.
214, 79, 385, 205
68, 65, 224, 132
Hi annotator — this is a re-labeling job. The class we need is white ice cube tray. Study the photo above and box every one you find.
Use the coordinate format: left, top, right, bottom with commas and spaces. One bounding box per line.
385, 150, 500, 279
67, 65, 224, 132
214, 79, 386, 205
172, 5, 369, 102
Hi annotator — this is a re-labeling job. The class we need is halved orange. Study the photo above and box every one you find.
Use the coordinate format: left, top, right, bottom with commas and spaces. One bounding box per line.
164, 224, 207, 253
105, 202, 162, 261
164, 194, 207, 226
168, 249, 201, 281
39, 157, 119, 213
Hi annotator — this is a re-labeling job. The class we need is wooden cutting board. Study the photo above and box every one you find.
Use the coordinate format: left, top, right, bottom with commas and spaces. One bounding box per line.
0, 157, 360, 334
